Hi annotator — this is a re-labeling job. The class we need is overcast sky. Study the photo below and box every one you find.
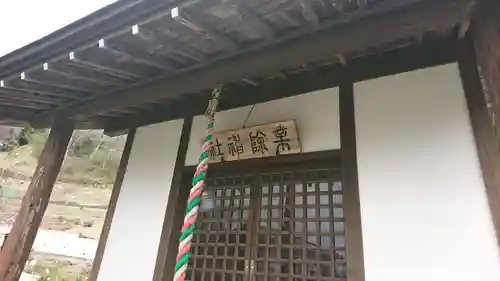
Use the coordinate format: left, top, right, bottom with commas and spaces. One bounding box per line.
0, 0, 117, 57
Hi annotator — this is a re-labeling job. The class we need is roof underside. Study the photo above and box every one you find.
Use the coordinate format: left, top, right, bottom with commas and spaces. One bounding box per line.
0, 0, 474, 132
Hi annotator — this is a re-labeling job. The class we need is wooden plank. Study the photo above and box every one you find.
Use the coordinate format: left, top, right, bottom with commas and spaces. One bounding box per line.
32, 0, 473, 127
104, 37, 456, 134
0, 119, 74, 281
458, 33, 500, 246
339, 77, 365, 281
88, 128, 137, 281
209, 120, 301, 163
152, 117, 193, 281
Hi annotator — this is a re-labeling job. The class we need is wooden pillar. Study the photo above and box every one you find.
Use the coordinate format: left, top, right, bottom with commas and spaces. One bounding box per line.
0, 119, 74, 281
470, 0, 500, 137
339, 77, 365, 281
89, 128, 137, 281
152, 117, 193, 281
458, 30, 500, 248
461, 0, 500, 247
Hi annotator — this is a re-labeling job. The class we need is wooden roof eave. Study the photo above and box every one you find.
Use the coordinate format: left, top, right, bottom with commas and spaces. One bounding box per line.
28, 0, 473, 130
0, 0, 190, 79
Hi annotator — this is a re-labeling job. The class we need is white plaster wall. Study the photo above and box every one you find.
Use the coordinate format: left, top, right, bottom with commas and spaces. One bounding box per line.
96, 120, 185, 281
186, 88, 340, 165
354, 63, 500, 281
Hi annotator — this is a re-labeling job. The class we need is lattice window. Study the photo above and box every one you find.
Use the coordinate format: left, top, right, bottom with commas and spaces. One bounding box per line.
255, 168, 346, 281
187, 175, 252, 281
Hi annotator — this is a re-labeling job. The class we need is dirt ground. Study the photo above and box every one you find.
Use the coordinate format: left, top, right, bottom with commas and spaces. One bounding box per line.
0, 130, 125, 280
0, 177, 110, 239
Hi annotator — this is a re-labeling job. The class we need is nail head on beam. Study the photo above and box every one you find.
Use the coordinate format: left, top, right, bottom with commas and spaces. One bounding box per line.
98, 39, 106, 48
131, 24, 139, 35
171, 7, 180, 19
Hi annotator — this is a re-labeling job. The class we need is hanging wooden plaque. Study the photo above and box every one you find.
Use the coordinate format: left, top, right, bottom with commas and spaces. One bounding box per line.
209, 120, 301, 163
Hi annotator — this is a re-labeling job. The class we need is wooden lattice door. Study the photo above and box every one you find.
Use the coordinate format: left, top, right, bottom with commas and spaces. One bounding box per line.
186, 173, 255, 281
185, 162, 347, 281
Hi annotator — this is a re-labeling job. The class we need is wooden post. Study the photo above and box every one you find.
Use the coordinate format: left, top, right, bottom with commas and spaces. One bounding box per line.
470, 0, 500, 139
339, 76, 365, 281
88, 128, 136, 281
464, 0, 500, 247
458, 30, 500, 248
0, 119, 74, 281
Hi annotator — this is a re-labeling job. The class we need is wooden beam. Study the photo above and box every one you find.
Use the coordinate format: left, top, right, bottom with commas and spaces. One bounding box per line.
32, 0, 472, 127
470, 0, 500, 137
339, 75, 365, 281
0, 98, 49, 110
459, 1, 500, 248
0, 90, 65, 105
0, 107, 34, 122
152, 117, 193, 281
88, 128, 136, 281
1, 80, 84, 99
20, 72, 93, 93
104, 37, 456, 134
0, 119, 74, 281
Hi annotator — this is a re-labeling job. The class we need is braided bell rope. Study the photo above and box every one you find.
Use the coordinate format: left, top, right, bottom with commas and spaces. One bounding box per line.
174, 86, 222, 281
